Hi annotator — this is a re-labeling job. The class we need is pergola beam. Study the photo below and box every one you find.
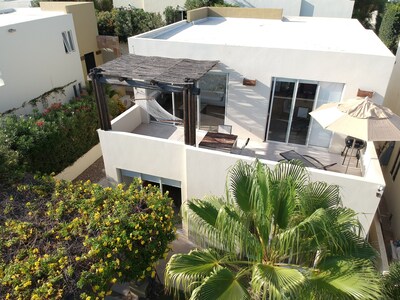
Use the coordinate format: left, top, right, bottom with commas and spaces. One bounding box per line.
89, 54, 218, 146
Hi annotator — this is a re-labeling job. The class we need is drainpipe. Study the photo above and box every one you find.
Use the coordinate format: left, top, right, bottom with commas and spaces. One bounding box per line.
90, 68, 111, 131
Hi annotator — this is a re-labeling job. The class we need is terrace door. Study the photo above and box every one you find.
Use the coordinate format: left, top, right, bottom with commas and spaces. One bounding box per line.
266, 78, 317, 145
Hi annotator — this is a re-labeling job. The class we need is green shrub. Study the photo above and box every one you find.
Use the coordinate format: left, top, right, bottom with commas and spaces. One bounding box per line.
97, 8, 165, 42
96, 10, 116, 36
0, 97, 99, 175
164, 6, 182, 25
0, 177, 176, 299
0, 131, 20, 185
184, 0, 225, 10
0, 89, 126, 182
379, 3, 400, 54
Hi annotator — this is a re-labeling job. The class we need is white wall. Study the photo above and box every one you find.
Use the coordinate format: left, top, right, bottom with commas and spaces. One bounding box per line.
382, 42, 400, 239
98, 130, 186, 184
0, 14, 84, 114
99, 123, 384, 233
113, 0, 185, 14
111, 104, 143, 132
185, 147, 383, 233
226, 0, 354, 17
300, 0, 354, 18
226, 0, 301, 16
0, 0, 31, 9
129, 37, 394, 145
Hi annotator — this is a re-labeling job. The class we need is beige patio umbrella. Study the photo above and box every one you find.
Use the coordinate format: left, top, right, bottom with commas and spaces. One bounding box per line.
309, 96, 400, 171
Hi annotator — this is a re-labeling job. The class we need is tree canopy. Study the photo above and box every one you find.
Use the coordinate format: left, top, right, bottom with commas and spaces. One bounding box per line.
378, 2, 400, 54
165, 160, 382, 299
353, 0, 386, 30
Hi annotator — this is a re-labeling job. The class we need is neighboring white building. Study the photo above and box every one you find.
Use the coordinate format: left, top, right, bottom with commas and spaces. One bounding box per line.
113, 0, 185, 14
97, 8, 394, 270
225, 0, 355, 18
0, 0, 32, 9
113, 0, 354, 18
0, 8, 84, 114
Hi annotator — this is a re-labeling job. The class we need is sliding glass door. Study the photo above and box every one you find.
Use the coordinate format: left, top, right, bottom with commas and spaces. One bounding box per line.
266, 78, 343, 147
197, 72, 228, 131
267, 78, 317, 145
149, 72, 228, 132
288, 82, 317, 144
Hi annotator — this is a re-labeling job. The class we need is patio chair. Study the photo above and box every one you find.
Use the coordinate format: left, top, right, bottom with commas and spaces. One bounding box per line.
218, 124, 232, 134
280, 150, 336, 170
240, 138, 250, 154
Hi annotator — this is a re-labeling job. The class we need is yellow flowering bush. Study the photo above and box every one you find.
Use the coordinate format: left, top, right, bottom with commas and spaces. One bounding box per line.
0, 176, 176, 299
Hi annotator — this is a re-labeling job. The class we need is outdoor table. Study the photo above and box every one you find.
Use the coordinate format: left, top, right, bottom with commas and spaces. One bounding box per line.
199, 132, 238, 152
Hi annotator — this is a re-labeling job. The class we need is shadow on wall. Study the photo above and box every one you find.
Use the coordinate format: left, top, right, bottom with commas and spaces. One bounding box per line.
218, 63, 270, 140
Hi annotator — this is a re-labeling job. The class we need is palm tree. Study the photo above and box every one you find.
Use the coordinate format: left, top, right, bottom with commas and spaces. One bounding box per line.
165, 160, 382, 299
382, 261, 400, 299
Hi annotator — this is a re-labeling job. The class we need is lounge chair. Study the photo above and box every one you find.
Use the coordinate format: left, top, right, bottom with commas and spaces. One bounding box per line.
280, 150, 336, 170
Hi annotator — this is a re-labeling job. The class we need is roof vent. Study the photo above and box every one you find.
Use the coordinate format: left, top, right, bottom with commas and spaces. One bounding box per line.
0, 8, 16, 15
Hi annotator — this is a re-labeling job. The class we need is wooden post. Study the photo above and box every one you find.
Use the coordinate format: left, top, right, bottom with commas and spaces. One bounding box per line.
183, 87, 196, 146
188, 89, 196, 146
183, 88, 190, 145
90, 68, 111, 131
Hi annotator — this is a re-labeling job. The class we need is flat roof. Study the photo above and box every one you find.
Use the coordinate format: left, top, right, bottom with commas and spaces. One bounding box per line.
148, 16, 393, 57
0, 7, 64, 27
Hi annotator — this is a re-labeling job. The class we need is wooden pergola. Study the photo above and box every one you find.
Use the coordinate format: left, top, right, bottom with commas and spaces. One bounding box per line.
89, 54, 218, 146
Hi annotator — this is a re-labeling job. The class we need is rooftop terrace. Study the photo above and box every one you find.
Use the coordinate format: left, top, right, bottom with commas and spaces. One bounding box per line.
141, 16, 392, 57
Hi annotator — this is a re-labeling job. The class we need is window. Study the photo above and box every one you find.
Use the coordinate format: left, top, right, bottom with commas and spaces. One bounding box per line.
266, 78, 344, 147
0, 71, 4, 87
62, 30, 75, 53
149, 71, 229, 132
197, 72, 228, 131
73, 85, 78, 98
390, 147, 400, 181
120, 169, 182, 208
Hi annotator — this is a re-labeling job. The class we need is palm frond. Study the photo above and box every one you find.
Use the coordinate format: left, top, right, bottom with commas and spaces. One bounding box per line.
165, 249, 226, 297
270, 161, 309, 191
186, 198, 225, 248
382, 261, 400, 299
190, 268, 250, 300
251, 263, 305, 300
267, 178, 296, 230
296, 182, 341, 218
228, 160, 254, 212
306, 258, 382, 300
215, 204, 263, 261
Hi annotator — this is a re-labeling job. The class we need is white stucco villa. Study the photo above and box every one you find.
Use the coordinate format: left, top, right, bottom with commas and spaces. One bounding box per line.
96, 8, 395, 270
0, 7, 84, 114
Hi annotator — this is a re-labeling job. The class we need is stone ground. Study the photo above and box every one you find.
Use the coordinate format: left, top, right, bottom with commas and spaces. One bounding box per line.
74, 157, 195, 299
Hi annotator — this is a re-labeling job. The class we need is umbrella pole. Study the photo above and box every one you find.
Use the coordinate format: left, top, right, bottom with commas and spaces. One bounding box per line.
345, 138, 356, 174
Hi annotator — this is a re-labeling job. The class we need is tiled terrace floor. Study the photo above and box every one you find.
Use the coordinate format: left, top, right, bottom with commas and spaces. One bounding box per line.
132, 123, 363, 176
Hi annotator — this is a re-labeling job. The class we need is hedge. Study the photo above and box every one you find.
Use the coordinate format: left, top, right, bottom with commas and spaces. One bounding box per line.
0, 95, 124, 183
379, 3, 400, 54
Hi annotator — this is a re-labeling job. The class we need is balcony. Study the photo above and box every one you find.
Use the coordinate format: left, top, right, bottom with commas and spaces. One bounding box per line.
98, 105, 387, 269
